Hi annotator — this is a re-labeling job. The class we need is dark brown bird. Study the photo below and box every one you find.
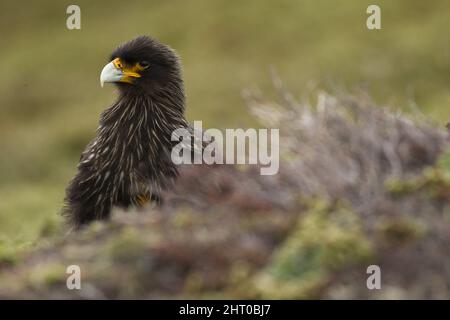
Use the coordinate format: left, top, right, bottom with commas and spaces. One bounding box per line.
63, 36, 191, 228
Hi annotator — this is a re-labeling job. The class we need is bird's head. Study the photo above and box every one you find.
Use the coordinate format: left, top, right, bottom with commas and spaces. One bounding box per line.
100, 36, 183, 95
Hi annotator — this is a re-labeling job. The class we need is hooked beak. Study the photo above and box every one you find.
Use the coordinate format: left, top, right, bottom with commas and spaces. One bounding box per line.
100, 58, 141, 87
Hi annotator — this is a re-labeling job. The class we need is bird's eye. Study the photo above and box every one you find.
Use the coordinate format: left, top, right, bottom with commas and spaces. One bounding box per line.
139, 61, 150, 69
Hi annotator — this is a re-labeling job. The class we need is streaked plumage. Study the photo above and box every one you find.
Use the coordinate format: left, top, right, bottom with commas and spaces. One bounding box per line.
63, 36, 191, 228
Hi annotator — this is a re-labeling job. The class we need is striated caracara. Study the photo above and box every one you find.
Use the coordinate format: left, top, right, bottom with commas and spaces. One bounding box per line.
63, 36, 192, 228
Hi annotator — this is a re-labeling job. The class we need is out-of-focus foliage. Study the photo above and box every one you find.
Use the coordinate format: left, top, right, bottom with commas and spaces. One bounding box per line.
1, 91, 449, 299
1, 0, 450, 244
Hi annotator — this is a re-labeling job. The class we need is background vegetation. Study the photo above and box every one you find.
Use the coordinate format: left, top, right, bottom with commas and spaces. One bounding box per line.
0, 0, 450, 298
1, 91, 449, 299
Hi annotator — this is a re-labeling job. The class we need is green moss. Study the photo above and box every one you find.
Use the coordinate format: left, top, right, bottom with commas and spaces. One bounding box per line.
171, 210, 196, 229
106, 227, 147, 263
27, 263, 66, 288
254, 200, 373, 299
0, 238, 31, 266
438, 148, 450, 171
0, 243, 20, 266
376, 217, 427, 245
387, 168, 450, 200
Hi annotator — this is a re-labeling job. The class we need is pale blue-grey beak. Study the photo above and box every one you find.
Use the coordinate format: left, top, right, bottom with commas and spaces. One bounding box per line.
100, 61, 123, 87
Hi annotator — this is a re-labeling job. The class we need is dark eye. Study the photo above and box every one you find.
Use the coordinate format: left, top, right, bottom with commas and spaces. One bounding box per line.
139, 61, 150, 69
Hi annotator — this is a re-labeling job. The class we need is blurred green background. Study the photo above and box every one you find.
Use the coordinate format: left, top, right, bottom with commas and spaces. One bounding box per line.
0, 0, 449, 245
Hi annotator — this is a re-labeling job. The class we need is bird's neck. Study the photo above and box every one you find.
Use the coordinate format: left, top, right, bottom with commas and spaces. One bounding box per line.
96, 89, 188, 169
101, 87, 186, 133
